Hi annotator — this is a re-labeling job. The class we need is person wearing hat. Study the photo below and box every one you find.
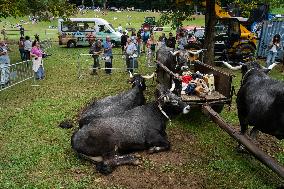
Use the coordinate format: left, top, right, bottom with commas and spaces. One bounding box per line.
89, 36, 103, 75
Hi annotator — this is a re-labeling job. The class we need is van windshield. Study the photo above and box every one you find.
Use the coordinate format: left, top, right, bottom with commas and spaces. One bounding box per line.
108, 24, 115, 32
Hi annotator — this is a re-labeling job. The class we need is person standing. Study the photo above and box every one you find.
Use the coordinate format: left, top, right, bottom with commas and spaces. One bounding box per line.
146, 33, 156, 66
125, 37, 137, 73
177, 31, 187, 50
136, 31, 142, 57
89, 37, 103, 75
142, 29, 150, 53
34, 33, 40, 42
30, 40, 44, 80
266, 34, 282, 68
18, 37, 25, 61
160, 33, 167, 48
24, 36, 32, 60
166, 32, 176, 49
0, 40, 10, 87
121, 31, 128, 55
20, 26, 25, 37
103, 36, 113, 75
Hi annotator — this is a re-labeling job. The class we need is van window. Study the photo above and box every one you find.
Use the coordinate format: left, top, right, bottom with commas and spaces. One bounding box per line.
61, 21, 96, 32
98, 25, 105, 32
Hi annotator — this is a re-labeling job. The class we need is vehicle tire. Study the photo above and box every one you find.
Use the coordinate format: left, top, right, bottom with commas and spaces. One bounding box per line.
236, 43, 256, 61
211, 104, 224, 113
67, 40, 76, 48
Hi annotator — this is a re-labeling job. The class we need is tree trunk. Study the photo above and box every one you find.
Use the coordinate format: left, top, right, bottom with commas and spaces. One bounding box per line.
204, 0, 216, 65
103, 0, 107, 10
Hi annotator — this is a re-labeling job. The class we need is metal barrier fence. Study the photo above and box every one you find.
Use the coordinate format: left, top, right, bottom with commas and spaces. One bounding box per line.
77, 53, 138, 79
0, 60, 34, 92
40, 39, 52, 51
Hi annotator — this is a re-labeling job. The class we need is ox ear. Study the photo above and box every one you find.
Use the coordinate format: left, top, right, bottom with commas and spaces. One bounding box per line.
241, 64, 248, 75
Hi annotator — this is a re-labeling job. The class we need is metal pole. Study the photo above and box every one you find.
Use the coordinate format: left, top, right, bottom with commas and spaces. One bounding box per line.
77, 54, 82, 79
202, 105, 284, 179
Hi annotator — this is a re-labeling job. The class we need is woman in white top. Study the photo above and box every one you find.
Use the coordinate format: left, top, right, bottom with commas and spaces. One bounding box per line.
266, 34, 282, 68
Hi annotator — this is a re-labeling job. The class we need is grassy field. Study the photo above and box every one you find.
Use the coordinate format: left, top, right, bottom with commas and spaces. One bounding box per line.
0, 10, 284, 188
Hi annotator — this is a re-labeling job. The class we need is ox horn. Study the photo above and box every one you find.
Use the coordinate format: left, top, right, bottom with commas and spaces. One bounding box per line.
222, 61, 243, 70
170, 50, 180, 56
170, 81, 175, 92
268, 63, 277, 70
129, 71, 134, 78
141, 72, 155, 79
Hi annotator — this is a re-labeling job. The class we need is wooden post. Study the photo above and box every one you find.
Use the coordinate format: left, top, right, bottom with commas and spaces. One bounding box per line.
202, 105, 284, 179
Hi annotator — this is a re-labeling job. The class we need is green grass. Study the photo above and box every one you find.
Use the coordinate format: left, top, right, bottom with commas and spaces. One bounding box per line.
0, 11, 204, 43
0, 10, 284, 188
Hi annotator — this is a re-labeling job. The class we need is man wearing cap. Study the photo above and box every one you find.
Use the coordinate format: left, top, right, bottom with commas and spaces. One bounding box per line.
89, 36, 103, 75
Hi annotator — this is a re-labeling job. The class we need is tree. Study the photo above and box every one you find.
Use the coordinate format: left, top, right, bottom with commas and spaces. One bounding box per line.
159, 0, 216, 65
203, 0, 216, 65
0, 0, 76, 19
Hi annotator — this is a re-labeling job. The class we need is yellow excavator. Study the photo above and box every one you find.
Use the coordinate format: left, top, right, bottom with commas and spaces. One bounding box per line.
176, 0, 257, 61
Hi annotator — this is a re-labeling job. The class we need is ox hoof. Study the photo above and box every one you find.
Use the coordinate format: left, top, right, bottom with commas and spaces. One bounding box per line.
96, 162, 114, 175
236, 144, 248, 154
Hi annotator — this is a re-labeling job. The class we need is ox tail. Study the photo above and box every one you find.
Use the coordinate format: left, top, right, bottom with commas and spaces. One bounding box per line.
58, 119, 74, 129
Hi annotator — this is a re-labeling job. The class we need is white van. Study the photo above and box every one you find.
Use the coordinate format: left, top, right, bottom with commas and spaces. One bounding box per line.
58, 18, 122, 47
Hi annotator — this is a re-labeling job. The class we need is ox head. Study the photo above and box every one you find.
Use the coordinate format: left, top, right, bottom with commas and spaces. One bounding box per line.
156, 84, 190, 117
128, 72, 155, 91
222, 61, 270, 84
170, 50, 189, 70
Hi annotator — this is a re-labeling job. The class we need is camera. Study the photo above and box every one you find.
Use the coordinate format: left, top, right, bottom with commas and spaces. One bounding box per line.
42, 53, 51, 58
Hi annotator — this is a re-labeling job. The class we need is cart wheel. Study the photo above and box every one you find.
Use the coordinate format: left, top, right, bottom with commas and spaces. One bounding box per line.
211, 104, 224, 113
67, 40, 76, 48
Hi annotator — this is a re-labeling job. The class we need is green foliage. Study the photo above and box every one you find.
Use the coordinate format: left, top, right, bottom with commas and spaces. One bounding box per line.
0, 0, 77, 19
159, 6, 195, 29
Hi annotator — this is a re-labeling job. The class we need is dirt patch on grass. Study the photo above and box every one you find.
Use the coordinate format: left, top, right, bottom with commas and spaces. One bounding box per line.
100, 127, 206, 189
233, 125, 282, 158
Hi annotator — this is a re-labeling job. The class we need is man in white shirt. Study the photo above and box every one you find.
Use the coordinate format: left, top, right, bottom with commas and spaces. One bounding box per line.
125, 38, 137, 73
24, 36, 32, 60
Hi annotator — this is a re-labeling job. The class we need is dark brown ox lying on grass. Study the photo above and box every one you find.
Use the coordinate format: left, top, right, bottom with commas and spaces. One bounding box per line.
59, 73, 154, 129
78, 72, 155, 128
71, 84, 190, 174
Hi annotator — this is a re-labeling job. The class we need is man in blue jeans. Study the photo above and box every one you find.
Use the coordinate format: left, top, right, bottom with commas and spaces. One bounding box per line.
0, 40, 10, 87
103, 36, 113, 75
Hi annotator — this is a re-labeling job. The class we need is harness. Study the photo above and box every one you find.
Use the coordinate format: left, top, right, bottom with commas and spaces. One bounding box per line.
157, 95, 172, 123
241, 68, 255, 86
